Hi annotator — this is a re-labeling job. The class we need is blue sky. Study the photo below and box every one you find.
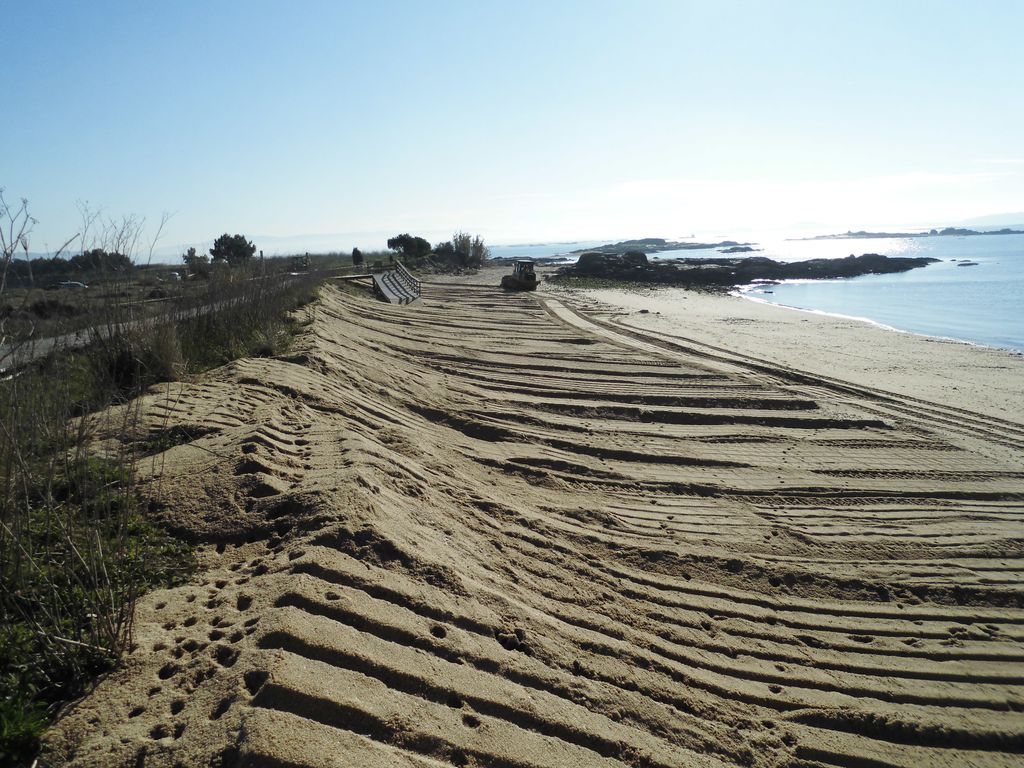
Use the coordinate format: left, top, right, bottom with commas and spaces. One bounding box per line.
5, 0, 1023, 257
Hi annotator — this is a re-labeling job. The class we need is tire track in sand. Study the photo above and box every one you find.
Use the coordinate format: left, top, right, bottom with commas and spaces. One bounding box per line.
47, 282, 1024, 768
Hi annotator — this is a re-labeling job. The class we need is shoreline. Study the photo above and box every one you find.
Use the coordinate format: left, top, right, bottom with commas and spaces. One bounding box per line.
735, 289, 1024, 355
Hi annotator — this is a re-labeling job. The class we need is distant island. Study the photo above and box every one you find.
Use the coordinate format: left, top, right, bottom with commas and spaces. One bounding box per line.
570, 237, 754, 255
794, 227, 1024, 241
487, 237, 760, 265
553, 251, 939, 289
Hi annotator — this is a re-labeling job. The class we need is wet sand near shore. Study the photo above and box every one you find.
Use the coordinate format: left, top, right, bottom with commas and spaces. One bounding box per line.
47, 277, 1024, 767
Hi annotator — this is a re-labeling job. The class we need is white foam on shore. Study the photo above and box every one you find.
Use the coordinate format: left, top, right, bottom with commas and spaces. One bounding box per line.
736, 289, 902, 332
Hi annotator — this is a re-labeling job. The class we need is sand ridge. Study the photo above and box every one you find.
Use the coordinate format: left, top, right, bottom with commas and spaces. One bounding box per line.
46, 281, 1024, 767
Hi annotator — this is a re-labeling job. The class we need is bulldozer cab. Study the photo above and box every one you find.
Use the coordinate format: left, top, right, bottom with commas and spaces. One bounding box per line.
513, 260, 535, 277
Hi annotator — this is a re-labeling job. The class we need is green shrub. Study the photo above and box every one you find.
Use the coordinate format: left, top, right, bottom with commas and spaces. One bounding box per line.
432, 231, 489, 269
209, 233, 256, 266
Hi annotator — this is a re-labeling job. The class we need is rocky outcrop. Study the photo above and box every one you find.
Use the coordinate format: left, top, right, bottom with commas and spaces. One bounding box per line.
575, 250, 652, 279
557, 252, 939, 288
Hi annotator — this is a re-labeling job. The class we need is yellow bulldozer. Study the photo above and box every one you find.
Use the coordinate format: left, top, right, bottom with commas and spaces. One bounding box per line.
500, 260, 538, 291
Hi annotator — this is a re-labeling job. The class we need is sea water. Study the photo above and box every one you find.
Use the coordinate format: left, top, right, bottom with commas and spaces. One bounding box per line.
489, 240, 608, 261
493, 232, 1024, 352
729, 233, 1024, 353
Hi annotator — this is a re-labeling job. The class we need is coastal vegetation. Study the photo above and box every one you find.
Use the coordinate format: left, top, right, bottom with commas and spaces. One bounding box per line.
0, 197, 327, 763
2, 249, 133, 285
386, 234, 432, 260
432, 231, 489, 268
388, 231, 490, 270
208, 233, 257, 265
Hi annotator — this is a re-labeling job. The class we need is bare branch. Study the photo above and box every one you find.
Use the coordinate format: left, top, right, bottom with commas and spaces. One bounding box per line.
52, 232, 81, 259
0, 189, 37, 295
146, 211, 175, 266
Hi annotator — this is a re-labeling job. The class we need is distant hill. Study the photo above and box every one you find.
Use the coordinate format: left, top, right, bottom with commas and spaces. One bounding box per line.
795, 226, 1024, 241
956, 212, 1024, 228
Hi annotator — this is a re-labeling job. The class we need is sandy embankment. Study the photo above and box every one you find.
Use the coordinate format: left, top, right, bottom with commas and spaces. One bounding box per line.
46, 275, 1024, 768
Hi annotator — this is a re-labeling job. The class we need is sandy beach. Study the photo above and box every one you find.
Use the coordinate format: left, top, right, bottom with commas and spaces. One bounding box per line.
47, 272, 1024, 767
555, 281, 1023, 421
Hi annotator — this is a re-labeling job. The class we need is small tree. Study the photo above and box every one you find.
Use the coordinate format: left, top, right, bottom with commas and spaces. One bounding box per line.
209, 233, 256, 266
433, 241, 457, 261
182, 246, 210, 277
387, 233, 432, 259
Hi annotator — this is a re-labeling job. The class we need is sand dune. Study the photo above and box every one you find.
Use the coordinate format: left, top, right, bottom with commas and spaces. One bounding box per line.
47, 281, 1024, 767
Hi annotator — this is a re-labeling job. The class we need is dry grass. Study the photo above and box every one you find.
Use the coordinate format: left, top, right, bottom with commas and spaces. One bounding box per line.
0, 250, 324, 763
